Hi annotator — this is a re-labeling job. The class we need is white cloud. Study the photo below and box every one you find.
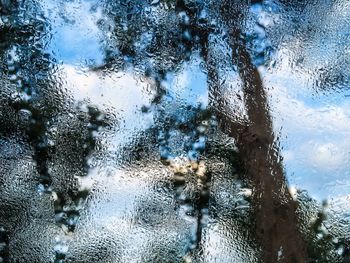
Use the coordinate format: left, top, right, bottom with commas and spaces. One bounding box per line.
262, 67, 350, 200
60, 64, 155, 153
62, 64, 154, 111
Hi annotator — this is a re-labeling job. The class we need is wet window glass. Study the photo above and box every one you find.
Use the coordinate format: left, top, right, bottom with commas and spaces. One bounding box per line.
0, 0, 349, 262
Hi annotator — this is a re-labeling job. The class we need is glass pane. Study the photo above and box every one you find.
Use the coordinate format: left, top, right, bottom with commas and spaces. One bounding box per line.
0, 0, 349, 262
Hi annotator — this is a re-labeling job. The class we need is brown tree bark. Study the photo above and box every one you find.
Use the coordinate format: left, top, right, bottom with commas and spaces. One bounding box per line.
203, 27, 307, 262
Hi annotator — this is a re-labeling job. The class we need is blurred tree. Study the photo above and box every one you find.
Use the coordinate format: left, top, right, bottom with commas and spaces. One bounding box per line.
96, 0, 350, 262
0, 0, 349, 263
97, 0, 306, 261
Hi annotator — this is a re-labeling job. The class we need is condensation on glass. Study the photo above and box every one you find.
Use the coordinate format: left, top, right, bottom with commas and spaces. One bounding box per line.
0, 0, 349, 262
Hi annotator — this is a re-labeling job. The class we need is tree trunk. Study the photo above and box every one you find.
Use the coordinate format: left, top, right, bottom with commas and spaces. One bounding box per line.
204, 27, 307, 262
